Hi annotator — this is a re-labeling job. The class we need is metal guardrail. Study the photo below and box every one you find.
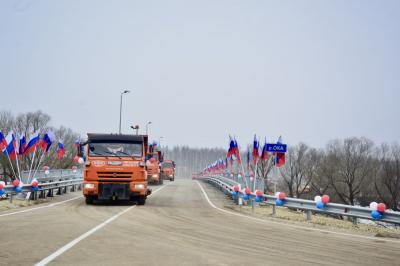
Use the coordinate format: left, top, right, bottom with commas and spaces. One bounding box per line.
1, 169, 84, 203
202, 176, 400, 225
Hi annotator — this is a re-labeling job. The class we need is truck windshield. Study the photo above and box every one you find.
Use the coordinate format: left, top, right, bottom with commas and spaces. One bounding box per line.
162, 162, 174, 169
88, 141, 142, 157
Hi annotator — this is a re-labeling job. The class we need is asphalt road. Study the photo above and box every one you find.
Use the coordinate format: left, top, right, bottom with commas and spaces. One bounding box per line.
0, 180, 399, 266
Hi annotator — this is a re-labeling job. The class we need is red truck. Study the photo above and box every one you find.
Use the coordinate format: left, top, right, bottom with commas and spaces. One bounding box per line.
161, 160, 175, 181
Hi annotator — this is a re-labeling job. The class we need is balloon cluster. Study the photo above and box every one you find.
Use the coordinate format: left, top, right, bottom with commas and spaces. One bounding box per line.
370, 202, 386, 220
255, 190, 263, 202
0, 181, 5, 196
314, 195, 330, 209
243, 187, 251, 200
74, 156, 85, 165
275, 192, 286, 206
13, 179, 23, 193
31, 178, 39, 191
231, 185, 240, 199
43, 166, 50, 175
72, 165, 77, 173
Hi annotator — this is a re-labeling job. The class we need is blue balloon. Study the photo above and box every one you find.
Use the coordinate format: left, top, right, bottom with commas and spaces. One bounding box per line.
15, 186, 22, 193
371, 210, 382, 220
275, 199, 284, 206
316, 201, 325, 209
31, 186, 39, 191
0, 189, 5, 196
255, 196, 262, 202
243, 194, 250, 200
231, 191, 238, 198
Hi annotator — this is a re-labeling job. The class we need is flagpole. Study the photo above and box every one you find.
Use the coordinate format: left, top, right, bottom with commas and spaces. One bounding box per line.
253, 159, 258, 192
31, 151, 45, 182
15, 151, 22, 181
28, 147, 37, 182
4, 150, 18, 180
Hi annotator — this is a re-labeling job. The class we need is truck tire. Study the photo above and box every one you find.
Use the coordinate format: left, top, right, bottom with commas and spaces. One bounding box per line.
85, 196, 94, 205
137, 196, 146, 205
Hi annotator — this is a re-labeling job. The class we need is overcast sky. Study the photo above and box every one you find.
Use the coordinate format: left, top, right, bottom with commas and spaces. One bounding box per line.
1, 0, 399, 149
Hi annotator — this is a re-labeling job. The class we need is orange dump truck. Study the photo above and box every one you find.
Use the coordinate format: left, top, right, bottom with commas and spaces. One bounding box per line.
82, 133, 150, 205
161, 160, 175, 181
146, 149, 163, 185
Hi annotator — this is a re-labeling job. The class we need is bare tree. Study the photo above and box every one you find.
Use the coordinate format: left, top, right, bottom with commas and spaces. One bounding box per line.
279, 143, 314, 198
327, 137, 376, 205
374, 143, 400, 211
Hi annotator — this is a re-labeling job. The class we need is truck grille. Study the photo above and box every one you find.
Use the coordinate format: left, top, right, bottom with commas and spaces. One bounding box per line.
97, 171, 133, 179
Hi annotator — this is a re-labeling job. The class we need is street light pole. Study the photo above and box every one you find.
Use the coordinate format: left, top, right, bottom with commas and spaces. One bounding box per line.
119, 90, 130, 134
146, 121, 152, 135
158, 136, 164, 149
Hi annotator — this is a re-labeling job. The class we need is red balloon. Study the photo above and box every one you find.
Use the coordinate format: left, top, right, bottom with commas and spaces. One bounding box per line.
31, 181, 38, 187
233, 185, 240, 192
43, 166, 49, 170
377, 203, 386, 213
255, 190, 263, 197
150, 158, 155, 163
74, 155, 79, 162
244, 187, 251, 195
278, 192, 286, 200
12, 179, 20, 187
321, 195, 330, 204
0, 184, 3, 190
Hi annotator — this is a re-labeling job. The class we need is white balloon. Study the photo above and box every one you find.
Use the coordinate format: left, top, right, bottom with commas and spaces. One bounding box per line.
78, 157, 85, 164
45, 170, 50, 175
275, 192, 280, 198
369, 202, 378, 210
250, 177, 254, 182
0, 181, 5, 186
314, 196, 322, 202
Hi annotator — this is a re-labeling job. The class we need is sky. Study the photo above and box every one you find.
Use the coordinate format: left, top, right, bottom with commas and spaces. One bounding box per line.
1, 0, 399, 149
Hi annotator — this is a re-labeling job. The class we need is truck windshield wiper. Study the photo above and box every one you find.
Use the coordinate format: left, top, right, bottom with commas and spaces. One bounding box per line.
116, 151, 133, 157
104, 151, 122, 159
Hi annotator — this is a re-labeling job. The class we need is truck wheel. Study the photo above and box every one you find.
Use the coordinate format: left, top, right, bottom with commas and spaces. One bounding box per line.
85, 196, 94, 205
170, 178, 174, 182
137, 196, 146, 205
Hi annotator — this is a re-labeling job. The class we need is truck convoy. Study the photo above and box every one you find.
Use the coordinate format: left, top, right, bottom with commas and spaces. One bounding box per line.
82, 133, 150, 205
161, 160, 175, 181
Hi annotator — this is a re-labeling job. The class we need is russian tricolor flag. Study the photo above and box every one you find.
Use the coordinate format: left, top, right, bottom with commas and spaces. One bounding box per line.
57, 140, 65, 160
19, 132, 26, 155
261, 141, 268, 161
39, 131, 54, 153
3, 132, 17, 160
275, 136, 285, 167
24, 131, 40, 155
252, 135, 259, 164
0, 130, 7, 151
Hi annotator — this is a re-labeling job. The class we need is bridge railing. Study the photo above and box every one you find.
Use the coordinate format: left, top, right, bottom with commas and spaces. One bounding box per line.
201, 176, 400, 225
2, 169, 84, 203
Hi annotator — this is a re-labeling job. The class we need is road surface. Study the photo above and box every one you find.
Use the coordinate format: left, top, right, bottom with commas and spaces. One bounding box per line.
0, 180, 399, 266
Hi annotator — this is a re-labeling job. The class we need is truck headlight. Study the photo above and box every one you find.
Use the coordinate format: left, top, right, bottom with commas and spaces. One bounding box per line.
169, 175, 173, 177
135, 184, 145, 189
152, 174, 158, 178
84, 183, 95, 189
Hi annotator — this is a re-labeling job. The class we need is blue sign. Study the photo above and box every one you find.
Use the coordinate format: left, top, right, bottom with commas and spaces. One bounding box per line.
266, 144, 287, 153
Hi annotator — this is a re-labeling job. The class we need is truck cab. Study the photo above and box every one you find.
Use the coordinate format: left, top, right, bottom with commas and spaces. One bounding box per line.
146, 149, 163, 185
161, 160, 175, 181
82, 133, 149, 205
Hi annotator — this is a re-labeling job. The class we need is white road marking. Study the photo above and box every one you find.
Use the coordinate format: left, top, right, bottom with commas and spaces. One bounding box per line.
196, 181, 400, 244
35, 184, 169, 266
0, 196, 83, 218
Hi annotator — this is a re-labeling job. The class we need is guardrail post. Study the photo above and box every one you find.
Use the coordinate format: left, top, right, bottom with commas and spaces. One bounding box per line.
9, 193, 13, 203
272, 205, 276, 215
77, 184, 82, 191
70, 185, 75, 192
47, 189, 54, 197
306, 210, 312, 222
251, 199, 255, 215
63, 186, 67, 194
57, 187, 62, 195
352, 217, 358, 225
